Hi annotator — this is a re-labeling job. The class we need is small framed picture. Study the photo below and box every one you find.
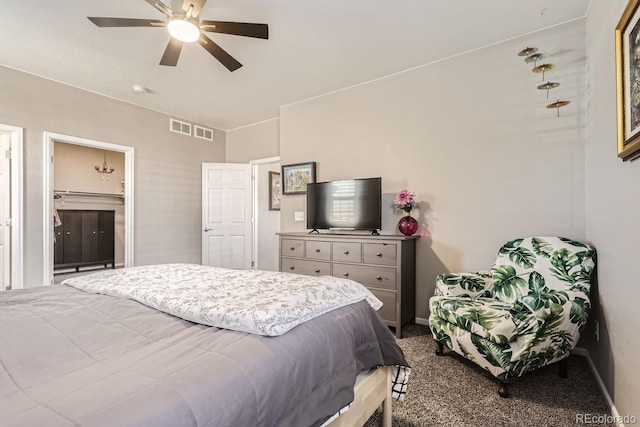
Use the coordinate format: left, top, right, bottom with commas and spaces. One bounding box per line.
281, 162, 317, 195
269, 171, 281, 211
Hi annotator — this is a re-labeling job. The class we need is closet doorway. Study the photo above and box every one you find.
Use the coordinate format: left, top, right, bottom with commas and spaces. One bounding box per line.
43, 132, 134, 286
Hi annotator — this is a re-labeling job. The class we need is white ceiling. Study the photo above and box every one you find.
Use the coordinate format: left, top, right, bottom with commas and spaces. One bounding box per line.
0, 1, 590, 131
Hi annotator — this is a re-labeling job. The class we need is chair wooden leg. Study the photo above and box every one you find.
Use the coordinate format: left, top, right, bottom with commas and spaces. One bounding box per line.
559, 358, 568, 378
435, 340, 444, 356
498, 381, 510, 398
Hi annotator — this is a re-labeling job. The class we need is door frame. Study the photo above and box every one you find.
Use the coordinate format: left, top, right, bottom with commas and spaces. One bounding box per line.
249, 156, 280, 270
43, 132, 134, 285
0, 124, 23, 290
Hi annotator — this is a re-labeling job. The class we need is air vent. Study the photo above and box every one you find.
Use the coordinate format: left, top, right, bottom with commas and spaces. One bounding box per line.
194, 125, 214, 141
170, 118, 192, 136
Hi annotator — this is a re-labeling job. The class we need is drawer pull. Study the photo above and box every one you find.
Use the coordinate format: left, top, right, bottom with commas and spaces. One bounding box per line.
315, 249, 320, 253
343, 272, 349, 277
289, 266, 295, 270
290, 247, 295, 251
344, 250, 349, 255
314, 269, 320, 273
376, 253, 382, 257
376, 275, 382, 280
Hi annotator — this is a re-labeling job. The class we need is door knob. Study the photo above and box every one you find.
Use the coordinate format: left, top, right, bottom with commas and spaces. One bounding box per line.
203, 228, 212, 232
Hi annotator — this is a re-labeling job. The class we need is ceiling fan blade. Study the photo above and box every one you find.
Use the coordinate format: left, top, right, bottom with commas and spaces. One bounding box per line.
200, 21, 269, 39
182, 0, 208, 18
88, 17, 166, 27
160, 38, 183, 66
198, 34, 242, 72
145, 0, 173, 16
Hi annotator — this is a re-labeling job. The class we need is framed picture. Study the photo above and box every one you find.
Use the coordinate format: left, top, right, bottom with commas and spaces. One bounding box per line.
269, 171, 281, 211
281, 162, 317, 195
616, 0, 640, 161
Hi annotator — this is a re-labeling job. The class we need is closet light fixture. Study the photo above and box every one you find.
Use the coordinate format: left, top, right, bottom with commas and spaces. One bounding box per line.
95, 153, 115, 183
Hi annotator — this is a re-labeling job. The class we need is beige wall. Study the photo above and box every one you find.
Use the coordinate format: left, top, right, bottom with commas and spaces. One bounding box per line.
280, 20, 587, 320
584, 0, 639, 419
256, 162, 281, 271
0, 65, 226, 287
226, 118, 281, 271
54, 142, 125, 195
226, 118, 279, 162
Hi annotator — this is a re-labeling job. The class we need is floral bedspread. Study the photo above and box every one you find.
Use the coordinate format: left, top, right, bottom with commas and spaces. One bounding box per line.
62, 263, 383, 336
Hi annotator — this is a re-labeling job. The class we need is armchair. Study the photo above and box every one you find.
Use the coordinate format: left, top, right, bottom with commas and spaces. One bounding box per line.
428, 237, 596, 397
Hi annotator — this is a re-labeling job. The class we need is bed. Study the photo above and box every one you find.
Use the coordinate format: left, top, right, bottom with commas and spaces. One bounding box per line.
0, 264, 410, 427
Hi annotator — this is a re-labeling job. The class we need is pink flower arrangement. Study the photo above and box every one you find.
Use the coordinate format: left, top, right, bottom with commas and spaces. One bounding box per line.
393, 189, 417, 212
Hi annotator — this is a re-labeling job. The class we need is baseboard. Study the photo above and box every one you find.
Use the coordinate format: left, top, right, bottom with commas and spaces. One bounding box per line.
572, 347, 625, 427
415, 316, 429, 326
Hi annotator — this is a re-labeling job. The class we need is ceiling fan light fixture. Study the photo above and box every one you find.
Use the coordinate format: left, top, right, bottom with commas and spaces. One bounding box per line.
167, 16, 200, 43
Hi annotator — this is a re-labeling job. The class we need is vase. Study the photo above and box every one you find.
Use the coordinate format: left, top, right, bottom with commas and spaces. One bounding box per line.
398, 211, 418, 236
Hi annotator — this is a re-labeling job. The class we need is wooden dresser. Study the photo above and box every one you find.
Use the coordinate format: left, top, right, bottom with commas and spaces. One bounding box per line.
278, 232, 417, 338
54, 210, 115, 271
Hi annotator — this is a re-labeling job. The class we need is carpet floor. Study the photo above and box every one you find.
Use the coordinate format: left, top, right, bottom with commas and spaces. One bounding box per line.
364, 325, 612, 427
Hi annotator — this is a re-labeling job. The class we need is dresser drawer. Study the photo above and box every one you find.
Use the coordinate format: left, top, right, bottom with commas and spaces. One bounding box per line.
370, 288, 396, 324
332, 263, 396, 291
282, 239, 305, 258
281, 258, 330, 277
332, 242, 362, 263
363, 243, 397, 266
305, 240, 331, 261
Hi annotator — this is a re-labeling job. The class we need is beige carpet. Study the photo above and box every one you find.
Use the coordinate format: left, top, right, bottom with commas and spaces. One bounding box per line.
364, 325, 611, 427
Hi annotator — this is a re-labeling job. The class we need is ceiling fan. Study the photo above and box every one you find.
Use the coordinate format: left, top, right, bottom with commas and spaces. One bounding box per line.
88, 0, 268, 72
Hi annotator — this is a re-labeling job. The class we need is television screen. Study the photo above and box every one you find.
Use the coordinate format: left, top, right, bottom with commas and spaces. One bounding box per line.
307, 177, 381, 231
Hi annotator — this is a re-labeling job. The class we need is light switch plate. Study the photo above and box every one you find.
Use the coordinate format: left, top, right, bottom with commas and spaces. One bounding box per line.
294, 211, 304, 222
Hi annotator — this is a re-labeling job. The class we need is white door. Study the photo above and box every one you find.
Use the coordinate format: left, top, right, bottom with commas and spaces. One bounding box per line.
202, 163, 252, 269
0, 133, 11, 290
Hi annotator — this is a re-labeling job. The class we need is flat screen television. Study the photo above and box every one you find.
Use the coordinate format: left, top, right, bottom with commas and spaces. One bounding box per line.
306, 177, 381, 233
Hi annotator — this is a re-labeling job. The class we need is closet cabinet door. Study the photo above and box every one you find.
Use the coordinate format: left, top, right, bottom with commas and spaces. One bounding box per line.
62, 211, 82, 265
98, 211, 115, 266
54, 211, 64, 266
81, 211, 99, 263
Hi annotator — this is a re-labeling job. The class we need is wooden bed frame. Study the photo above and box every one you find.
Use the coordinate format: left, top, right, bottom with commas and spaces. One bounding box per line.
326, 366, 392, 427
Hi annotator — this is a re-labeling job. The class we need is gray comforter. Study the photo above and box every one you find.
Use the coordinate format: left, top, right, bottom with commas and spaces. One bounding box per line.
0, 285, 407, 427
